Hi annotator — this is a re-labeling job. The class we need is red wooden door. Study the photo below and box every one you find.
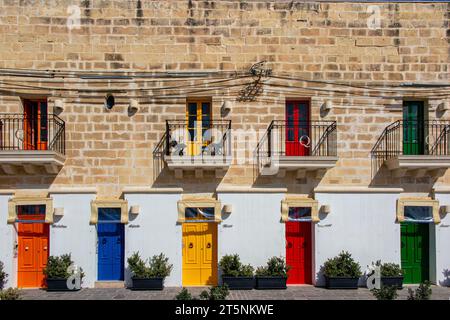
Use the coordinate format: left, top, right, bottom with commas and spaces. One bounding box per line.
285, 101, 310, 156
17, 206, 49, 288
285, 221, 312, 284
23, 100, 48, 150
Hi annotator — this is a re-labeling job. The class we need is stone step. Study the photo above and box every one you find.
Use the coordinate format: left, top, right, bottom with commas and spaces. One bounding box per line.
94, 281, 125, 289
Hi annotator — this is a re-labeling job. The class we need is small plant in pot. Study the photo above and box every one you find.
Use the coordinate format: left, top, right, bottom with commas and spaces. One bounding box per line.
128, 252, 173, 290
43, 254, 84, 291
255, 257, 289, 290
369, 260, 404, 289
322, 251, 362, 289
219, 254, 254, 290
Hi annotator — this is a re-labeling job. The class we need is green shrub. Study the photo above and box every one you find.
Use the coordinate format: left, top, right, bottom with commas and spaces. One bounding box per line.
175, 288, 195, 300
128, 252, 173, 278
43, 254, 84, 280
240, 264, 254, 277
200, 285, 229, 300
0, 261, 7, 290
371, 260, 403, 277
255, 257, 290, 277
371, 286, 398, 300
175, 286, 229, 301
148, 253, 173, 278
0, 288, 21, 300
219, 254, 254, 277
407, 281, 432, 300
127, 252, 149, 278
323, 251, 362, 278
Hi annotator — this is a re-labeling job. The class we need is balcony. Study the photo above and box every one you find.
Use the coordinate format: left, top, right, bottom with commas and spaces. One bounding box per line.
154, 120, 232, 178
255, 120, 338, 177
371, 120, 450, 177
0, 114, 66, 174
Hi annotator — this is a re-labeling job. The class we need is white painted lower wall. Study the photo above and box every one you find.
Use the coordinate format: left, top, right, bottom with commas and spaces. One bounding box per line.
217, 192, 286, 282
123, 193, 182, 287
314, 192, 400, 286
50, 193, 97, 288
431, 192, 450, 286
0, 194, 15, 288
2, 189, 450, 289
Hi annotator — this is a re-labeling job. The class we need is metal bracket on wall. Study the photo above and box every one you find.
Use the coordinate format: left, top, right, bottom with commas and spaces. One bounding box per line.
238, 61, 272, 102
317, 223, 332, 228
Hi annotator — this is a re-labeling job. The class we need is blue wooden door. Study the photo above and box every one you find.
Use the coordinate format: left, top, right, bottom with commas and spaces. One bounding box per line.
97, 209, 124, 281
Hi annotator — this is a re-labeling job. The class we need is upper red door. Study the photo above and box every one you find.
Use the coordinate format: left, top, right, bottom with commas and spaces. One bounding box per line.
23, 100, 48, 151
17, 205, 49, 288
285, 221, 312, 284
285, 101, 310, 156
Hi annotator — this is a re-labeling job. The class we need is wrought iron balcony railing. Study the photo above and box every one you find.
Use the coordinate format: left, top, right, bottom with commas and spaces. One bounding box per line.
371, 120, 450, 171
155, 120, 232, 159
255, 120, 337, 169
0, 113, 66, 155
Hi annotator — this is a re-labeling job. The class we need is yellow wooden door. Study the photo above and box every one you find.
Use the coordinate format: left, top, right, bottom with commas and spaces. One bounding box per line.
182, 222, 217, 286
186, 101, 211, 156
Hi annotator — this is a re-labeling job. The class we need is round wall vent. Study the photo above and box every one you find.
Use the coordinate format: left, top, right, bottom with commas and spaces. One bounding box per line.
105, 93, 115, 110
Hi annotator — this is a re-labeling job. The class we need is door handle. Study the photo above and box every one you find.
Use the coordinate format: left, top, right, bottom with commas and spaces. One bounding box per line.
25, 246, 29, 251
287, 242, 292, 249
189, 243, 193, 249
206, 243, 211, 249
43, 246, 48, 251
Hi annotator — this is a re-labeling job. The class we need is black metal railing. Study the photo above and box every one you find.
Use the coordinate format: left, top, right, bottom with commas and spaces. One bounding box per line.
255, 120, 337, 169
0, 113, 65, 155
161, 120, 232, 158
371, 120, 450, 172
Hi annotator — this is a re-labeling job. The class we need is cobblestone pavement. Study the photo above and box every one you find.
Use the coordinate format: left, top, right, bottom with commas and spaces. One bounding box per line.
19, 285, 450, 300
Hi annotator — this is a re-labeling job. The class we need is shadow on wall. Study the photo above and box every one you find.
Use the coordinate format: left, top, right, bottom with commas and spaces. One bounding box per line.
124, 265, 132, 289
369, 164, 442, 192
439, 269, 450, 287
0, 173, 58, 190
151, 167, 226, 193
252, 170, 327, 196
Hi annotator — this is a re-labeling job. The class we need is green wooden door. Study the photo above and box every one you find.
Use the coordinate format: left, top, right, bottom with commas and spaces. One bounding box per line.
401, 223, 429, 284
403, 101, 425, 155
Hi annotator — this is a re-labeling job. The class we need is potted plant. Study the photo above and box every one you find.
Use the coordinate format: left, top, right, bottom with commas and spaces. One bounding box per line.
370, 260, 404, 289
128, 252, 173, 290
43, 254, 84, 291
219, 254, 254, 290
322, 251, 362, 289
255, 257, 289, 289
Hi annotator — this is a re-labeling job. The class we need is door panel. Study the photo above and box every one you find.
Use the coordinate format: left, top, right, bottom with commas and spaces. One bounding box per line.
186, 101, 212, 156
286, 222, 312, 284
17, 211, 49, 288
401, 223, 429, 284
201, 223, 217, 285
286, 101, 310, 156
23, 100, 48, 151
97, 223, 124, 281
182, 222, 217, 286
403, 101, 425, 155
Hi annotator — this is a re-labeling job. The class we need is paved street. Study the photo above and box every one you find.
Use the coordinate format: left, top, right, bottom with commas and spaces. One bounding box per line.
19, 285, 450, 300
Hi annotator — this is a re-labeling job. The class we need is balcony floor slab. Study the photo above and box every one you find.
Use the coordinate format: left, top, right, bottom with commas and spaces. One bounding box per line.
0, 150, 66, 175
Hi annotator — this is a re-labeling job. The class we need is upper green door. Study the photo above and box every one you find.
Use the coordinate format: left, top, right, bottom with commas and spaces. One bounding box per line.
403, 101, 425, 155
401, 223, 429, 284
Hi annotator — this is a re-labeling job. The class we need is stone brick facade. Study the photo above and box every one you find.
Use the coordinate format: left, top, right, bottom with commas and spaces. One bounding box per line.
0, 0, 449, 197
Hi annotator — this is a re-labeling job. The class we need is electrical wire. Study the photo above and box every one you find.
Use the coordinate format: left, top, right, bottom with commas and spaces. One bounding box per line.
1, 67, 449, 103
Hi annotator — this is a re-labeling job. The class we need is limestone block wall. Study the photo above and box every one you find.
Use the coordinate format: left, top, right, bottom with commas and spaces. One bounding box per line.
0, 1, 448, 196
